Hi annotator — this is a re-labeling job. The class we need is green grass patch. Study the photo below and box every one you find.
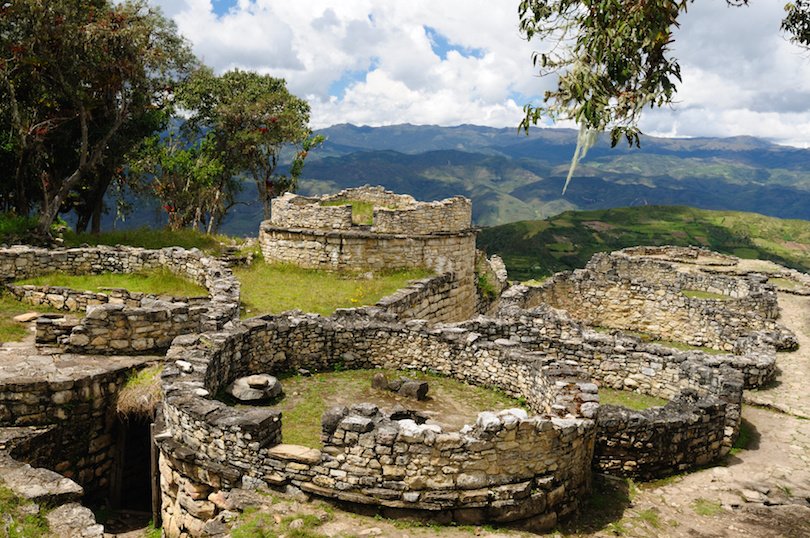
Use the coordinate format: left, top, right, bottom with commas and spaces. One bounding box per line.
231, 507, 330, 538
682, 289, 732, 301
320, 199, 379, 225
62, 226, 240, 256
0, 291, 63, 343
651, 339, 727, 355
769, 277, 801, 289
234, 263, 430, 317
0, 480, 50, 537
267, 369, 526, 448
692, 497, 723, 516
729, 418, 754, 456
144, 521, 162, 538
599, 388, 668, 411
15, 268, 207, 298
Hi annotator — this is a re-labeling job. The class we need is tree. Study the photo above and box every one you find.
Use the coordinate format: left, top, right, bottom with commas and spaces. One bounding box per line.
518, 0, 810, 192
0, 0, 196, 232
126, 132, 234, 232
176, 68, 324, 220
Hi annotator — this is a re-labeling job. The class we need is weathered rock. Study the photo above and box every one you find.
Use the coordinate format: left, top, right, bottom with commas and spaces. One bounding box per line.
227, 374, 283, 402
398, 379, 429, 400
322, 406, 349, 434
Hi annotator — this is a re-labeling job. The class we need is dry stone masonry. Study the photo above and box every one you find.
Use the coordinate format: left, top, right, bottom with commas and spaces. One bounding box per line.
0, 245, 240, 353
0, 215, 802, 537
259, 186, 479, 321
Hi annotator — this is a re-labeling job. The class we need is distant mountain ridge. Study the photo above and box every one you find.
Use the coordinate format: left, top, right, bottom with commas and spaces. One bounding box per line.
94, 123, 810, 235
290, 123, 810, 228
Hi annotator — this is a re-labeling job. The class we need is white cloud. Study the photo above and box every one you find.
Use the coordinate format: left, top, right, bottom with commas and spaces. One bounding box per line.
151, 0, 810, 147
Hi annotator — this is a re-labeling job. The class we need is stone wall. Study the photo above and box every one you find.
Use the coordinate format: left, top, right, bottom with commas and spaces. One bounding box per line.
154, 286, 751, 535
156, 311, 599, 535
500, 252, 794, 370
594, 390, 727, 479
67, 301, 210, 354
8, 283, 209, 312
458, 305, 745, 455
0, 245, 240, 353
369, 272, 464, 323
270, 186, 473, 236
0, 357, 150, 503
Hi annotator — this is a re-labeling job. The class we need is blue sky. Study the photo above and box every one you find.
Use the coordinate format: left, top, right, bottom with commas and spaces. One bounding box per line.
151, 0, 810, 147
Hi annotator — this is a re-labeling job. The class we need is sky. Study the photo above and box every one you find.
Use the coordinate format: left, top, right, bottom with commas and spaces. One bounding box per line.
149, 0, 810, 148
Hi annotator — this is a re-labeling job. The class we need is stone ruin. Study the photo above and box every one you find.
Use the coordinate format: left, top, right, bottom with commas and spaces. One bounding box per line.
259, 186, 485, 322
0, 190, 800, 537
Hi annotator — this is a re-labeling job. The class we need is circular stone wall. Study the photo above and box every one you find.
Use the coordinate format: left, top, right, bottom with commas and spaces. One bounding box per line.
156, 310, 598, 536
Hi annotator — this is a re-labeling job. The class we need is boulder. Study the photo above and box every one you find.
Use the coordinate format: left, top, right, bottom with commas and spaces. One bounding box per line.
398, 379, 429, 401
227, 374, 283, 402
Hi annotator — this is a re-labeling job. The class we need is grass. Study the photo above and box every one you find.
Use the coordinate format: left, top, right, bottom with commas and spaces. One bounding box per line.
682, 289, 732, 301
234, 263, 431, 317
692, 497, 723, 516
769, 277, 801, 289
262, 368, 525, 448
729, 418, 754, 456
0, 480, 49, 537
62, 226, 242, 256
231, 508, 330, 538
0, 213, 40, 245
144, 521, 162, 538
116, 365, 163, 417
15, 268, 208, 298
651, 339, 727, 355
0, 291, 64, 342
320, 199, 377, 225
599, 388, 668, 411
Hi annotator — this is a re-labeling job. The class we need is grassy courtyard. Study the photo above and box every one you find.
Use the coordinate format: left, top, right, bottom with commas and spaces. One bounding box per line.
15, 268, 208, 297
235, 263, 430, 317
258, 368, 525, 448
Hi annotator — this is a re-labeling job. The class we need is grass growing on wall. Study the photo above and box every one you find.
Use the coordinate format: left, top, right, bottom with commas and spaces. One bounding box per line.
15, 268, 208, 298
234, 263, 430, 317
117, 365, 164, 417
682, 289, 731, 301
320, 199, 376, 225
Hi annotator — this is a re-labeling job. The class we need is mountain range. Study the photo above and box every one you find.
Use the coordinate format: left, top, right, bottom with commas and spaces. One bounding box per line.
98, 123, 810, 235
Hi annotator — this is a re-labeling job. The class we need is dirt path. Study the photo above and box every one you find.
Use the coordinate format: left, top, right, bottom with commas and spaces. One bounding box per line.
745, 292, 810, 418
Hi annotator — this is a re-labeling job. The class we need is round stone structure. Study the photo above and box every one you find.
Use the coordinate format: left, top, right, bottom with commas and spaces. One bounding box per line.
258, 186, 478, 321
156, 310, 599, 536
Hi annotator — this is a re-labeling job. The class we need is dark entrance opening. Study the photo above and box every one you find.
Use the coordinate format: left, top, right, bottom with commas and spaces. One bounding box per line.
105, 415, 157, 534
118, 416, 152, 511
